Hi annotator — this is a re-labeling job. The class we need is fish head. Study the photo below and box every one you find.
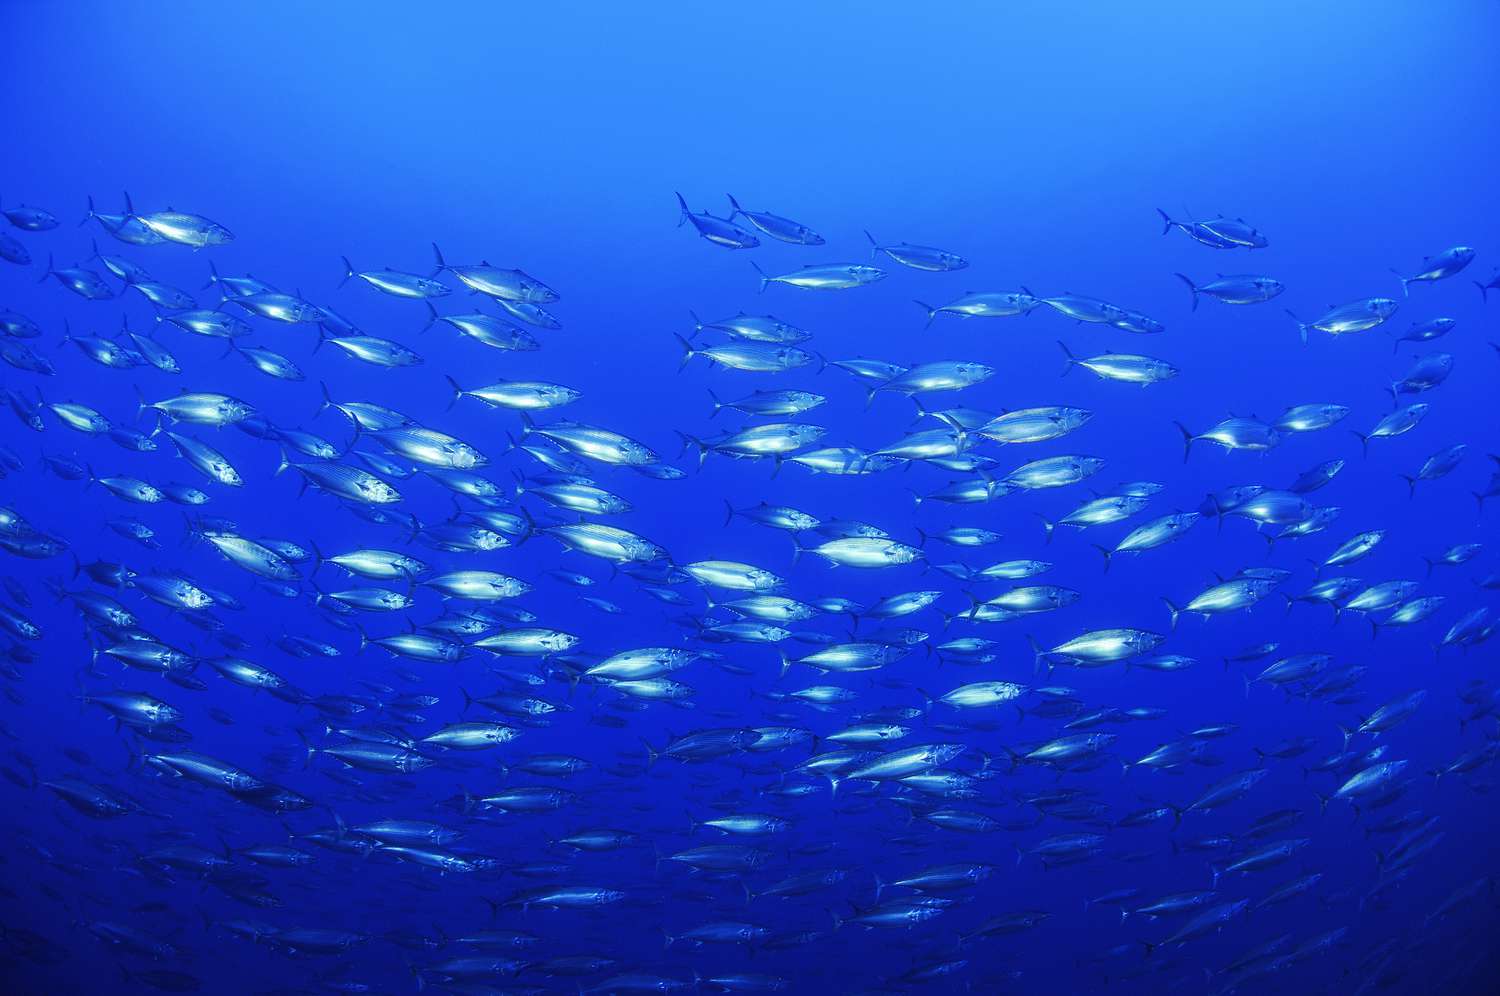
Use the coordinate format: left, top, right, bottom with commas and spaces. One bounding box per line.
929, 743, 966, 765
1060, 407, 1093, 429
518, 274, 559, 303
1076, 456, 1107, 477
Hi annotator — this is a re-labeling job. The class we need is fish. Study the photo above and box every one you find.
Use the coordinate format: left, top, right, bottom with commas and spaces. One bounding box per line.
675, 192, 759, 249
1058, 342, 1178, 385
1157, 208, 1268, 248
724, 194, 824, 245
130, 202, 234, 247
1174, 272, 1284, 309
1392, 246, 1474, 296
676, 335, 818, 373
1287, 298, 1399, 344
1352, 403, 1429, 455
751, 261, 886, 292
915, 289, 1041, 327
38, 254, 114, 299
340, 256, 450, 298
423, 302, 540, 351
429, 243, 557, 303
1176, 417, 1280, 459
864, 230, 967, 271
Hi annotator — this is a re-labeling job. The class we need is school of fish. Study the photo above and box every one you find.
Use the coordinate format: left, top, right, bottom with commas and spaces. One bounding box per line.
0, 187, 1496, 994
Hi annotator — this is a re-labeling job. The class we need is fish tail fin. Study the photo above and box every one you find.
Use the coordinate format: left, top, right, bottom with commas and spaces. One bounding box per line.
674, 191, 690, 227
443, 375, 463, 412
724, 193, 742, 219
641, 737, 659, 768
914, 300, 937, 329
1173, 273, 1199, 311
1056, 340, 1077, 376
339, 256, 355, 288
429, 242, 447, 276
1350, 430, 1370, 458
1155, 207, 1173, 235
863, 229, 879, 260
1173, 421, 1194, 463
315, 380, 337, 421
1285, 309, 1309, 345
749, 260, 768, 293
1389, 267, 1410, 298
1475, 279, 1488, 302
1162, 597, 1181, 631
673, 332, 695, 371
1092, 544, 1112, 573
274, 446, 291, 477
722, 500, 736, 527
81, 194, 97, 225
917, 687, 934, 717
1025, 634, 1044, 671
777, 650, 790, 679
132, 384, 150, 423
1400, 474, 1417, 498
38, 252, 55, 284
1034, 514, 1054, 545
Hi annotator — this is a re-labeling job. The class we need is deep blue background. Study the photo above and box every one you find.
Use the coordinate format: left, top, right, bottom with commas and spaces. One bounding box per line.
2, 2, 1498, 993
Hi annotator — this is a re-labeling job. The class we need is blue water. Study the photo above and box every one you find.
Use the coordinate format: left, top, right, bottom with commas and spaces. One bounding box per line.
3, 2, 1498, 993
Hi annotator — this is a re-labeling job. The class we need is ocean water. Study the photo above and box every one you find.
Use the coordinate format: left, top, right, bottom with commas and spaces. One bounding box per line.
2, 2, 1499, 993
